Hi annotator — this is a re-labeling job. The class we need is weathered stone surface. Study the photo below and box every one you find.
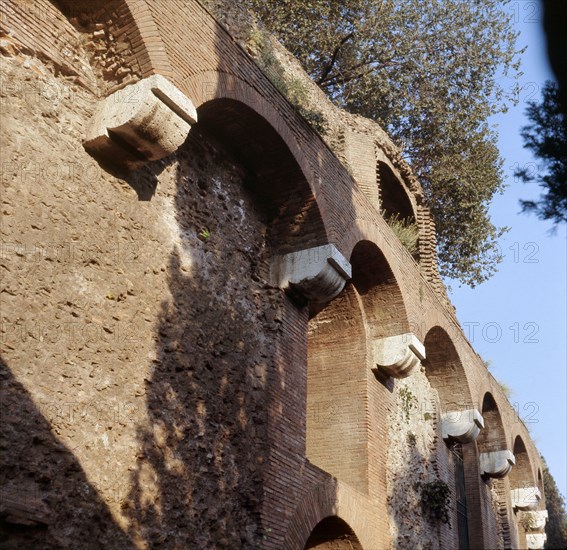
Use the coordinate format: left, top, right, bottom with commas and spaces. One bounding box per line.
526, 532, 547, 549
441, 408, 484, 444
479, 450, 515, 478
0, 2, 549, 549
273, 244, 351, 304
373, 333, 426, 378
520, 510, 548, 531
1, 52, 274, 549
511, 487, 541, 511
387, 370, 441, 549
84, 74, 197, 170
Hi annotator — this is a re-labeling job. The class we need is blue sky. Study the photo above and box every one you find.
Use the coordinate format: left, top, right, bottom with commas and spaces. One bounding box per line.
446, 1, 567, 498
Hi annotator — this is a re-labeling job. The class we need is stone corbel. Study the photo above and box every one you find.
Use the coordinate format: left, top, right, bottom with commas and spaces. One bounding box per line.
373, 333, 425, 378
479, 450, 515, 478
441, 409, 484, 443
526, 533, 547, 549
511, 487, 541, 511
520, 510, 548, 531
84, 74, 197, 170
273, 244, 351, 304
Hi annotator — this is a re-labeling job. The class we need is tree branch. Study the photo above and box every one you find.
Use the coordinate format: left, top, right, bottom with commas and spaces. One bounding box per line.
319, 56, 402, 88
316, 32, 355, 85
320, 65, 376, 88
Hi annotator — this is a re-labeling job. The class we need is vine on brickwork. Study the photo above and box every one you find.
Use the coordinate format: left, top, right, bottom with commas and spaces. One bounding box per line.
420, 480, 451, 526
399, 386, 417, 423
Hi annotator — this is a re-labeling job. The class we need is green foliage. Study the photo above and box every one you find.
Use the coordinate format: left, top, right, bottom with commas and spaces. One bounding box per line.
383, 211, 419, 256
407, 432, 417, 446
420, 480, 451, 525
516, 80, 567, 224
198, 228, 211, 240
399, 386, 416, 423
423, 412, 433, 422
542, 457, 567, 548
243, 0, 523, 286
245, 28, 328, 134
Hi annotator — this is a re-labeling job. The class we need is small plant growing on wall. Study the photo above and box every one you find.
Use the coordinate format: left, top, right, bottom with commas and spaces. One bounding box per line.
382, 211, 419, 256
198, 228, 211, 241
399, 386, 416, 423
420, 480, 451, 526
245, 28, 328, 134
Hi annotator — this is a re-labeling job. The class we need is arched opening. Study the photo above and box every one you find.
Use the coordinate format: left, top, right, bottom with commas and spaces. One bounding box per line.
477, 393, 507, 454
510, 437, 538, 548
423, 327, 473, 412
306, 283, 368, 492
350, 240, 410, 338
378, 161, 415, 223
510, 437, 534, 491
376, 162, 419, 260
197, 98, 328, 254
423, 327, 475, 550
477, 393, 513, 548
304, 516, 363, 550
307, 240, 410, 498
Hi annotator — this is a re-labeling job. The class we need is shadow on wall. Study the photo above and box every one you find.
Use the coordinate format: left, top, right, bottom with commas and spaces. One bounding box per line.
387, 400, 454, 549
121, 126, 283, 548
304, 516, 363, 549
0, 357, 135, 549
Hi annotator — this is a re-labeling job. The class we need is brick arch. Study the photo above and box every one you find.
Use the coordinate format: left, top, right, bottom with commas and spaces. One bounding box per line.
510, 436, 535, 489
176, 71, 327, 212
307, 283, 370, 493
122, 0, 174, 78
423, 326, 473, 410
378, 161, 416, 223
304, 516, 363, 549
350, 240, 410, 338
196, 97, 328, 253
51, 0, 173, 88
477, 392, 507, 453
283, 480, 379, 550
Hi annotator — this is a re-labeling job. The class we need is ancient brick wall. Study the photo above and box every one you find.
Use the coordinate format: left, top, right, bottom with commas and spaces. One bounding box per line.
0, 1, 547, 549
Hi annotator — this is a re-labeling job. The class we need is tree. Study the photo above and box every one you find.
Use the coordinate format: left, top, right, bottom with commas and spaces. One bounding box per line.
516, 80, 567, 224
541, 458, 567, 548
241, 0, 524, 286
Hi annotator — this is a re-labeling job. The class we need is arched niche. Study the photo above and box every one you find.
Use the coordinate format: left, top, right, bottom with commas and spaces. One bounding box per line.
510, 437, 534, 490
196, 98, 328, 255
306, 283, 368, 492
423, 326, 473, 412
303, 516, 363, 550
350, 240, 410, 339
378, 161, 416, 223
477, 393, 507, 454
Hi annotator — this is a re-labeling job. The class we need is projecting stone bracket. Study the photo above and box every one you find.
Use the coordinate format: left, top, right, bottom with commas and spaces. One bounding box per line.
441, 409, 484, 443
84, 74, 197, 171
273, 244, 352, 305
479, 450, 515, 478
520, 510, 548, 531
526, 533, 547, 549
511, 487, 541, 511
373, 333, 426, 378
